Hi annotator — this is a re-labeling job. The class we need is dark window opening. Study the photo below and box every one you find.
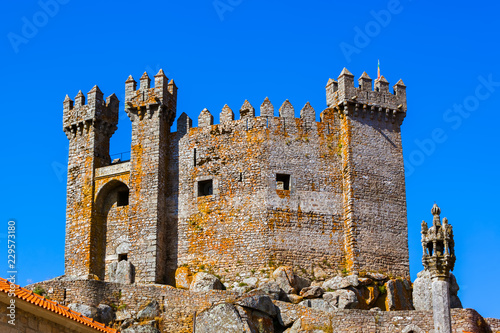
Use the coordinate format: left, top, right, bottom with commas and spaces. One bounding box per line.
276, 174, 290, 191
117, 189, 129, 207
118, 253, 128, 262
198, 179, 213, 196
239, 172, 243, 182
193, 148, 197, 166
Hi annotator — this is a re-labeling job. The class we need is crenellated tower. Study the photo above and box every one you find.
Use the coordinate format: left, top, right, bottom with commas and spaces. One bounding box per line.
325, 68, 409, 277
124, 70, 178, 284
63, 86, 119, 278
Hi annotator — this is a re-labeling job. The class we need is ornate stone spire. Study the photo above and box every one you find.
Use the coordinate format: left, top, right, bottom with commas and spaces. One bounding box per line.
421, 203, 456, 280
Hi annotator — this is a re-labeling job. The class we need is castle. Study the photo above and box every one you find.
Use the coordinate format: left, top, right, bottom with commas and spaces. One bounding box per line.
20, 67, 498, 332
62, 68, 409, 286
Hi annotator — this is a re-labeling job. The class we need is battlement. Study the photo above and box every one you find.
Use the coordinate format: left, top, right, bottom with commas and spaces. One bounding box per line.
177, 98, 317, 133
62, 85, 119, 139
124, 69, 177, 125
326, 68, 407, 124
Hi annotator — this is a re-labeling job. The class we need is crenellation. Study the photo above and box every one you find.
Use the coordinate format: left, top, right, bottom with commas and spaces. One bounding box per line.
220, 104, 234, 123
358, 71, 372, 91
260, 97, 274, 118
240, 99, 255, 119
375, 75, 390, 93
300, 101, 316, 123
279, 99, 295, 118
140, 71, 151, 90
198, 108, 214, 127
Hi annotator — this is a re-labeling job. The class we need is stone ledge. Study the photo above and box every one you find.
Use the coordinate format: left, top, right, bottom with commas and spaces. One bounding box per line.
96, 162, 131, 178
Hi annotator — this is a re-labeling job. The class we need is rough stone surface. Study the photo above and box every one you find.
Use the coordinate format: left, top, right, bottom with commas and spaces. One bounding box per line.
322, 275, 359, 291
254, 281, 288, 301
293, 275, 311, 293
175, 266, 192, 289
385, 279, 413, 311
190, 272, 224, 292
299, 286, 324, 299
324, 289, 359, 309
67, 303, 98, 319
299, 298, 336, 312
137, 300, 161, 320
97, 303, 114, 325
272, 266, 296, 294
196, 303, 251, 333
122, 322, 161, 333
236, 294, 277, 316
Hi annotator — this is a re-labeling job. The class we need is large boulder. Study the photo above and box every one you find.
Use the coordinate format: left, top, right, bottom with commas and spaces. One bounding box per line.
413, 270, 462, 310
385, 279, 413, 310
272, 266, 296, 294
190, 272, 224, 292
322, 275, 359, 291
352, 285, 380, 309
236, 306, 275, 333
196, 303, 252, 333
97, 304, 114, 325
299, 286, 324, 299
137, 300, 161, 320
68, 303, 98, 319
293, 275, 311, 294
236, 294, 277, 317
323, 289, 359, 309
175, 267, 192, 289
254, 281, 288, 301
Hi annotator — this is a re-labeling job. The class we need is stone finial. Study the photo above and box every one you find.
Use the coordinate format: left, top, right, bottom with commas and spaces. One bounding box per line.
326, 78, 339, 107
375, 75, 389, 93
421, 204, 456, 279
75, 90, 85, 107
155, 69, 168, 87
198, 108, 213, 127
125, 75, 137, 100
300, 102, 315, 123
338, 67, 354, 78
140, 71, 151, 90
177, 112, 192, 135
220, 104, 234, 123
358, 72, 372, 91
63, 94, 74, 111
260, 97, 274, 118
240, 100, 255, 119
279, 99, 295, 118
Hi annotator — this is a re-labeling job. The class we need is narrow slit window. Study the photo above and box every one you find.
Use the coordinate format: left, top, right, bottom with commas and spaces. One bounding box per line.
239, 172, 243, 182
193, 148, 197, 166
117, 189, 129, 207
276, 174, 290, 191
198, 179, 213, 197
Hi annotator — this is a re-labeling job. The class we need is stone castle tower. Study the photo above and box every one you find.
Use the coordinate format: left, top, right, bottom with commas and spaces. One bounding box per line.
62, 68, 409, 286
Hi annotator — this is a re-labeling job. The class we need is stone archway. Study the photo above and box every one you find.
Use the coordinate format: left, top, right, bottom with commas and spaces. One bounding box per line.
92, 180, 130, 281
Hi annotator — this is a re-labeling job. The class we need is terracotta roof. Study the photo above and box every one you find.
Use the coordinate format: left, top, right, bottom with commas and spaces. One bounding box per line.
0, 277, 117, 333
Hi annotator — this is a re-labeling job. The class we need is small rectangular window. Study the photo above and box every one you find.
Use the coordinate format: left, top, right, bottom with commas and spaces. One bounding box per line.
117, 190, 129, 207
198, 179, 213, 197
276, 174, 290, 191
118, 253, 128, 262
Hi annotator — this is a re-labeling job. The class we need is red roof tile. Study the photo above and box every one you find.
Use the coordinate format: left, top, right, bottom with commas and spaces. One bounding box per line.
0, 277, 117, 333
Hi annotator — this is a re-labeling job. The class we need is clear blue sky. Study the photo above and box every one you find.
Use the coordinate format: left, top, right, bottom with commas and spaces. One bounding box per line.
1, 0, 499, 318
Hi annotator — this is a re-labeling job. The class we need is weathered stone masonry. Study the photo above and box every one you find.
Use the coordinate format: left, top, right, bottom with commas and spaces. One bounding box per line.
63, 68, 409, 286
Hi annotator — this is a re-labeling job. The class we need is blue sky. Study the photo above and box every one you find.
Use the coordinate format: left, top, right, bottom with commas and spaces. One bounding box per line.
1, 0, 499, 318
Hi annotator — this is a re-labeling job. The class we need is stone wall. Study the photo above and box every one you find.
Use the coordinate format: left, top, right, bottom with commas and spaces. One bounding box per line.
177, 105, 346, 281
27, 279, 497, 333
